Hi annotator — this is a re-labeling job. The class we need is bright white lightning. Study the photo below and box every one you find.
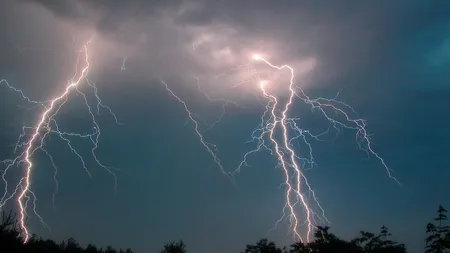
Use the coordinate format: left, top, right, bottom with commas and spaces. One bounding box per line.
163, 52, 399, 244
0, 40, 119, 243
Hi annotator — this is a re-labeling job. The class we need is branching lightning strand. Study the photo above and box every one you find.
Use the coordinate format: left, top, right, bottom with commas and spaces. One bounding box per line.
162, 53, 400, 243
0, 40, 119, 243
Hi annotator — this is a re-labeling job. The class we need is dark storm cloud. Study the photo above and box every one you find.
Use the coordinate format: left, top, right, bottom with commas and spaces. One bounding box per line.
2, 1, 450, 253
23, 0, 450, 68
19, 0, 183, 32
19, 0, 450, 43
8, 0, 450, 96
174, 0, 450, 84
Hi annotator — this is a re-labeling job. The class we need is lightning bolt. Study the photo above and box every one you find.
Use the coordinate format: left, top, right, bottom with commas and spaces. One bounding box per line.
160, 80, 240, 188
247, 54, 399, 243
0, 40, 119, 243
163, 52, 399, 243
1, 31, 398, 246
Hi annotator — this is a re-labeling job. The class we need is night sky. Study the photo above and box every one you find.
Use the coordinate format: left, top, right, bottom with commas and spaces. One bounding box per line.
1, 1, 450, 253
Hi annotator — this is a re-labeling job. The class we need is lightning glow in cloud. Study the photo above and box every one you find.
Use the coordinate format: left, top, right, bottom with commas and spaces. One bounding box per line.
1, 36, 399, 245
162, 52, 400, 243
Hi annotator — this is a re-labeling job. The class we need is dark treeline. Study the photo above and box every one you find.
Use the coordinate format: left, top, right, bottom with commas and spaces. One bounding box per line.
1, 205, 449, 253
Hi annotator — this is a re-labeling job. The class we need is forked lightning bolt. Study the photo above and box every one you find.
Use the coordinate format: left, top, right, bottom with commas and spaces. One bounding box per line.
162, 53, 399, 243
0, 40, 119, 243
1, 37, 398, 245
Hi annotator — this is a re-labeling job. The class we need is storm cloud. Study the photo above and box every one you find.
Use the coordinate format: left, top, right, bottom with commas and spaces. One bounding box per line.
9, 0, 450, 91
1, 1, 450, 253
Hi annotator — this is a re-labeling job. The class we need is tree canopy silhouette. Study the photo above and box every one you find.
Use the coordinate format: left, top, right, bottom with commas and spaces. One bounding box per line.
159, 240, 187, 253
352, 226, 406, 253
425, 205, 450, 253
0, 205, 449, 253
243, 238, 286, 253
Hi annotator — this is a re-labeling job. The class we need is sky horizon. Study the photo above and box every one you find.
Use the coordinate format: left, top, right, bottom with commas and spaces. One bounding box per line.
1, 1, 450, 253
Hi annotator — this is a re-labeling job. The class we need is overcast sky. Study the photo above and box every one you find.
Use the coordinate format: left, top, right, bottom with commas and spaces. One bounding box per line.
1, 1, 450, 253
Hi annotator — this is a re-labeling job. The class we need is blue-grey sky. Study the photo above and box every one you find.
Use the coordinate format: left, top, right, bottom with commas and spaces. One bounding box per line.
1, 1, 450, 253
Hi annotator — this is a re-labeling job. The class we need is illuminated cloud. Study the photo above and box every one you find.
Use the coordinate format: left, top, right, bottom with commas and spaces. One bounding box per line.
9, 0, 449, 92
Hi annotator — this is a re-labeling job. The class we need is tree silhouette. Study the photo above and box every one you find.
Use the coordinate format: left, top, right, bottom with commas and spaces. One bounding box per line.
0, 210, 22, 252
5, 206, 447, 253
0, 210, 137, 253
289, 241, 310, 253
306, 226, 361, 253
425, 205, 450, 253
243, 238, 286, 253
159, 240, 187, 253
353, 226, 406, 253
85, 244, 100, 253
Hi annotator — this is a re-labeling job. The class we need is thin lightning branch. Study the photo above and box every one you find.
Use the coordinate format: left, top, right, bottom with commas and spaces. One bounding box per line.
249, 54, 398, 242
166, 52, 399, 243
160, 80, 238, 187
191, 76, 241, 132
0, 40, 120, 243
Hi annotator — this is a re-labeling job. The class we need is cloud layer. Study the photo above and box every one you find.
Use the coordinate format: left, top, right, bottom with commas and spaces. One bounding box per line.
13, 0, 449, 94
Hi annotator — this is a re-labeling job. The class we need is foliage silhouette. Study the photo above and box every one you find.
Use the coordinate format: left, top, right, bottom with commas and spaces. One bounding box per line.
425, 205, 450, 253
0, 205, 448, 253
159, 240, 187, 253
352, 226, 406, 253
242, 238, 286, 253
